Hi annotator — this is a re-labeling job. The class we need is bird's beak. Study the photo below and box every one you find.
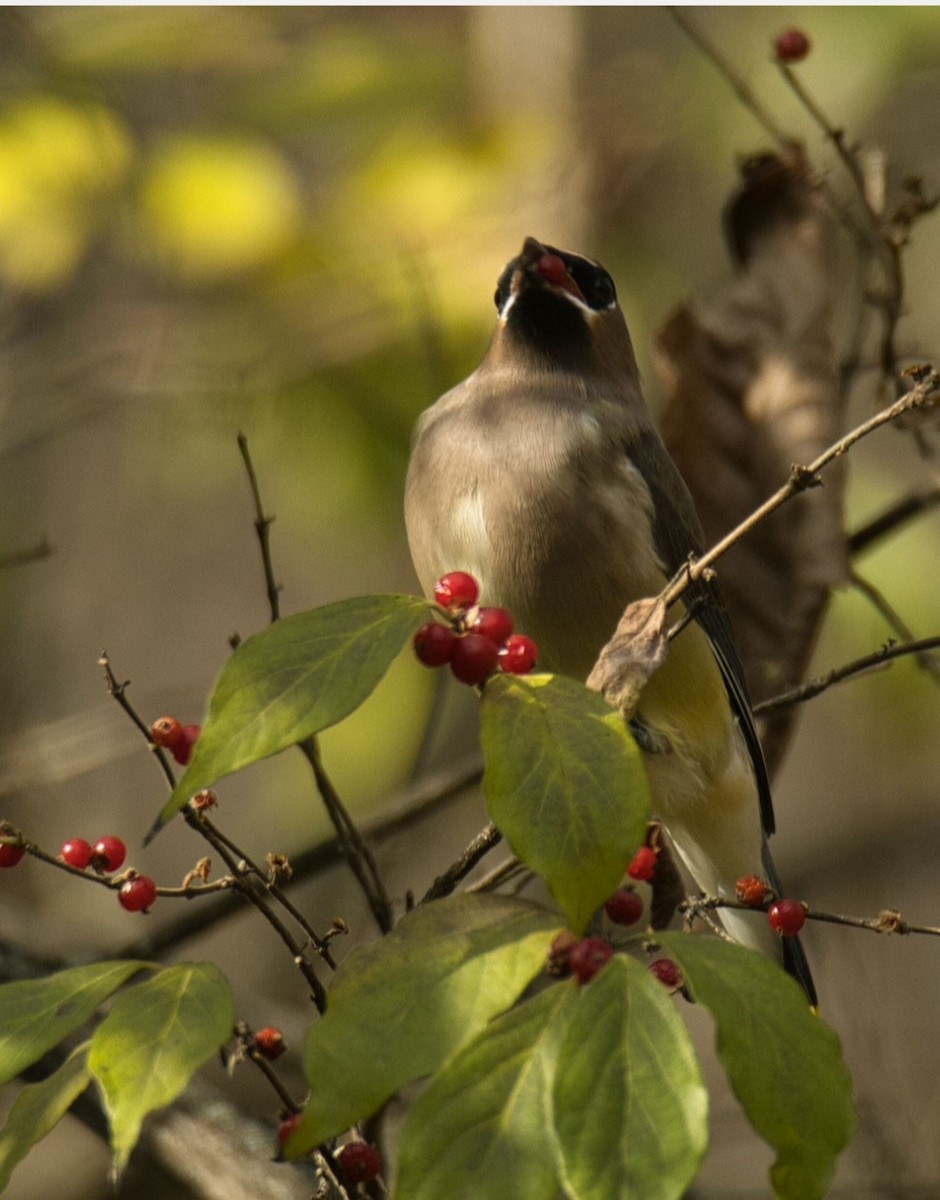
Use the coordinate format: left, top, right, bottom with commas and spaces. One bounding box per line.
512, 236, 587, 304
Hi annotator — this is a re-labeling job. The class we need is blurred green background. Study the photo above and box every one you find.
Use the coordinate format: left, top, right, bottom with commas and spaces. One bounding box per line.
1, 7, 939, 1198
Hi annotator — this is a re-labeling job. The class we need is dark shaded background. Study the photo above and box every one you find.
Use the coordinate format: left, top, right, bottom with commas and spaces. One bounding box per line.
1, 8, 939, 1198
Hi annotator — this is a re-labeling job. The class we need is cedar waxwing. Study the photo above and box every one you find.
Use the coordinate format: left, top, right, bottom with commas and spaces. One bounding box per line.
404, 236, 816, 1004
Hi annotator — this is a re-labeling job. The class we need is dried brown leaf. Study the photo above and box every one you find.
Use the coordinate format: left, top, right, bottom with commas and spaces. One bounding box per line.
585, 597, 668, 721
655, 149, 849, 774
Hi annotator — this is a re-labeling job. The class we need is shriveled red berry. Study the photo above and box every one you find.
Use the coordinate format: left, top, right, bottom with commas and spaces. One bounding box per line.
92, 835, 127, 873
413, 622, 457, 667
150, 716, 184, 750
276, 1113, 301, 1149
254, 1026, 286, 1061
118, 875, 157, 913
768, 898, 806, 937
433, 571, 479, 611
627, 844, 657, 882
0, 843, 25, 869
735, 874, 769, 909
498, 634, 538, 675
172, 725, 200, 766
336, 1142, 383, 1186
774, 28, 810, 63
450, 633, 499, 685
568, 937, 613, 984
59, 838, 93, 870
604, 887, 644, 927
648, 957, 683, 991
470, 606, 513, 646
189, 789, 217, 812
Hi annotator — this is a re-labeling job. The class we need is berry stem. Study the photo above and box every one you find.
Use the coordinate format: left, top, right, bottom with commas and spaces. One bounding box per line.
420, 822, 503, 904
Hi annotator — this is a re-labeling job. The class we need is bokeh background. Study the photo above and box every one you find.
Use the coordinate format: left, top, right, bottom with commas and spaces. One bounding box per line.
1, 7, 939, 1198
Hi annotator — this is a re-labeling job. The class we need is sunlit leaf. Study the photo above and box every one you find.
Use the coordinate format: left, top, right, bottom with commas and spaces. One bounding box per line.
290, 894, 561, 1154
393, 983, 573, 1200
659, 933, 856, 1200
0, 961, 147, 1087
481, 673, 650, 932
88, 963, 235, 1178
554, 956, 708, 1200
152, 594, 429, 832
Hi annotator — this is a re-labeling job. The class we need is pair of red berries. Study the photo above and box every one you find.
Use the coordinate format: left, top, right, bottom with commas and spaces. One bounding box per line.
274, 1118, 383, 1184
559, 935, 683, 992
735, 874, 807, 936
150, 716, 201, 766
414, 571, 538, 686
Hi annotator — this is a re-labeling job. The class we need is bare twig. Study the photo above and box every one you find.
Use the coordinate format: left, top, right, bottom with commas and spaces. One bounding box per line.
850, 569, 940, 685
465, 856, 525, 894
849, 485, 940, 556
753, 634, 940, 715
661, 366, 940, 611
685, 894, 940, 937
420, 823, 503, 904
298, 738, 393, 934
0, 537, 52, 569
237, 432, 281, 622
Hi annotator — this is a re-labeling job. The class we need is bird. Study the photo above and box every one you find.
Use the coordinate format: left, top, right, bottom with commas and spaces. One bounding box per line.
404, 235, 815, 1005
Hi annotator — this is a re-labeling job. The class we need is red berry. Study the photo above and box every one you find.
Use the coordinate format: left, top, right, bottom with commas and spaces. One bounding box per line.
450, 633, 499, 685
774, 28, 810, 63
648, 957, 683, 991
150, 716, 184, 750
92, 835, 127, 873
118, 875, 157, 913
276, 1113, 301, 1149
59, 838, 93, 870
768, 898, 806, 937
433, 571, 479, 611
498, 634, 538, 675
336, 1142, 383, 1186
470, 606, 513, 646
254, 1026, 286, 1060
604, 887, 644, 927
568, 937, 613, 984
0, 843, 25, 869
735, 874, 769, 909
627, 845, 657, 882
172, 725, 200, 766
413, 622, 457, 667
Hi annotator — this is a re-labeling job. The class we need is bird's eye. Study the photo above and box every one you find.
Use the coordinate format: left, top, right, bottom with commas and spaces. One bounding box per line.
591, 273, 616, 309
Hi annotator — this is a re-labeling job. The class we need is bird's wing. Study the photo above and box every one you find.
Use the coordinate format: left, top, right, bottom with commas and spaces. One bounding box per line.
626, 429, 776, 837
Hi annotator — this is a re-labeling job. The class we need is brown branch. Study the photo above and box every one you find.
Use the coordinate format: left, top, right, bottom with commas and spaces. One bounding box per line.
660, 366, 940, 611
420, 822, 503, 904
686, 894, 940, 938
849, 485, 940, 556
753, 634, 940, 715
850, 569, 940, 685
237, 432, 281, 623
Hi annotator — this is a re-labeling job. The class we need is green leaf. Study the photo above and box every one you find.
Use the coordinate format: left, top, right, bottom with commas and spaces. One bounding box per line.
480, 674, 650, 932
0, 961, 147, 1087
152, 594, 429, 832
0, 1042, 92, 1191
659, 933, 856, 1200
393, 983, 574, 1200
291, 894, 562, 1153
554, 955, 708, 1200
88, 963, 235, 1178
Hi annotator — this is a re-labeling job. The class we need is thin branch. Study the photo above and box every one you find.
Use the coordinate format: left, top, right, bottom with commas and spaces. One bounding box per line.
849, 485, 940, 556
465, 856, 526, 894
0, 537, 52, 569
850, 568, 940, 685
685, 894, 940, 938
420, 823, 503, 904
660, 366, 940, 611
237, 432, 281, 622
298, 738, 394, 934
753, 634, 940, 715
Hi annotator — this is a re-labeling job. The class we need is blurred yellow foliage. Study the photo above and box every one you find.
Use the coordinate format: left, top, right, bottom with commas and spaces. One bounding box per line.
138, 136, 301, 280
0, 96, 131, 289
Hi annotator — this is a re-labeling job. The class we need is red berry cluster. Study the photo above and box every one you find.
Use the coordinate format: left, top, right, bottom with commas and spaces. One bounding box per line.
57, 835, 158, 913
150, 716, 201, 766
413, 572, 538, 687
733, 875, 807, 937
